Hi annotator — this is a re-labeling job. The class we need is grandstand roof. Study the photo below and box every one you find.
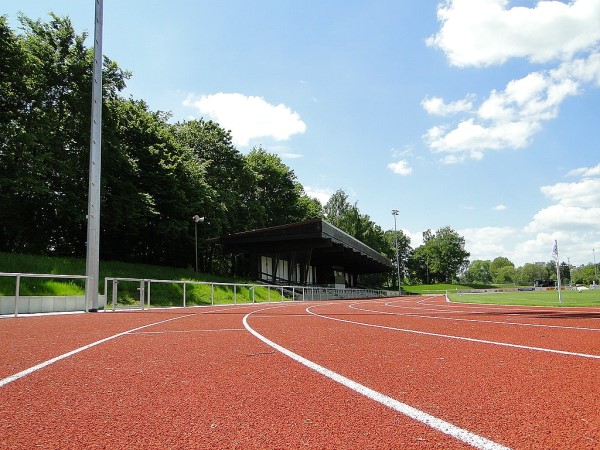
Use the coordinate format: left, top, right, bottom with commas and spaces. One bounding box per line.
216, 218, 392, 274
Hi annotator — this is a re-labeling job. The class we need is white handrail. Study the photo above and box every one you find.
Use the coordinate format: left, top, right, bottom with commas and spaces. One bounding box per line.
0, 272, 88, 317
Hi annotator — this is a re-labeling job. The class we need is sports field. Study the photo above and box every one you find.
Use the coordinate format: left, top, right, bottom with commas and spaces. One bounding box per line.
1, 296, 599, 449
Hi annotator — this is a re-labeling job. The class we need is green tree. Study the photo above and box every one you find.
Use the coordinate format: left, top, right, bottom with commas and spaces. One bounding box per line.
245, 148, 320, 227
410, 227, 469, 283
463, 260, 492, 284
102, 99, 215, 267
515, 263, 547, 285
384, 229, 412, 286
490, 257, 514, 282
0, 14, 128, 255
494, 265, 517, 284
172, 119, 260, 235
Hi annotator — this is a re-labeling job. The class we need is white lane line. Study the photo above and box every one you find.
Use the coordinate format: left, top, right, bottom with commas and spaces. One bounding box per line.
0, 314, 194, 388
349, 303, 600, 332
243, 306, 511, 450
307, 305, 600, 360
134, 328, 245, 334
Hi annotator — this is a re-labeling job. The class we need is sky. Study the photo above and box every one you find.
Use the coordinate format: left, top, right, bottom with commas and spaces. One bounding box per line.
4, 0, 600, 268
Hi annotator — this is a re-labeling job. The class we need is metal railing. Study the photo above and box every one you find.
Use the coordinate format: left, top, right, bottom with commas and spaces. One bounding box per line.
0, 272, 389, 316
0, 272, 88, 318
103, 277, 388, 311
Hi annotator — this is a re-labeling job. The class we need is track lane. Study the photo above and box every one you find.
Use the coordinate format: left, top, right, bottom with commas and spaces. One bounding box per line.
340, 299, 600, 356
0, 304, 473, 449
247, 298, 600, 449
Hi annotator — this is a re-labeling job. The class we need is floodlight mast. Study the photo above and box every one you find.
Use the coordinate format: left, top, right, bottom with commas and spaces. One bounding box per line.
84, 0, 103, 312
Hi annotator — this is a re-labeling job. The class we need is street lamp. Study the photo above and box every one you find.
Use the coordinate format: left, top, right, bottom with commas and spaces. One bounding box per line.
193, 215, 204, 272
392, 209, 401, 296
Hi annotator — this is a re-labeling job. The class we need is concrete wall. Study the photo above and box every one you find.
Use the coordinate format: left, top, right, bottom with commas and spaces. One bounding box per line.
0, 295, 107, 315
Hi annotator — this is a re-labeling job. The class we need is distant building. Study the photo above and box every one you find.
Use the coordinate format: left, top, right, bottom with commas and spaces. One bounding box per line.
212, 219, 392, 288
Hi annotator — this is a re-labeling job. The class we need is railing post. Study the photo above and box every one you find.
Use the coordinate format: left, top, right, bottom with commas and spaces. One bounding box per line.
139, 280, 145, 310
147, 280, 151, 309
183, 282, 187, 308
14, 274, 20, 318
211, 283, 214, 305
234, 284, 237, 305
103, 278, 108, 312
112, 279, 118, 311
252, 287, 255, 303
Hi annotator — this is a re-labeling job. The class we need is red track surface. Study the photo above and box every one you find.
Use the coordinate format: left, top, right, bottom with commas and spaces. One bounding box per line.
1, 296, 599, 449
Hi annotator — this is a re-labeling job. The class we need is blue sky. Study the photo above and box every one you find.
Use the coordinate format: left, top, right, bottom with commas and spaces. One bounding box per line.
5, 0, 600, 267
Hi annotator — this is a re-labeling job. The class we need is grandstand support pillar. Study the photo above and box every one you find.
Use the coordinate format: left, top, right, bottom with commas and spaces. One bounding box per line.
85, 0, 103, 312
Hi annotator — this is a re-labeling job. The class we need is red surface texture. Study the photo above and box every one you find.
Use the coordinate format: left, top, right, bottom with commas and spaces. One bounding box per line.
1, 296, 599, 449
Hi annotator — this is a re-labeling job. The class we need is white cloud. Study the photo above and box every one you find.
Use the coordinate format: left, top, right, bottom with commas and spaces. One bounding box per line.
421, 95, 473, 116
540, 178, 600, 207
427, 0, 600, 68
423, 53, 600, 159
183, 93, 307, 146
304, 186, 334, 205
525, 204, 600, 232
423, 1, 600, 162
493, 204, 507, 211
387, 160, 413, 176
567, 162, 600, 177
460, 226, 517, 260
279, 152, 304, 159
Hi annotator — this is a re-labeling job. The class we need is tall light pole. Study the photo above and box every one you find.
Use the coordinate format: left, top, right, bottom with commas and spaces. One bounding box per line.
84, 0, 103, 312
193, 215, 204, 272
392, 209, 401, 296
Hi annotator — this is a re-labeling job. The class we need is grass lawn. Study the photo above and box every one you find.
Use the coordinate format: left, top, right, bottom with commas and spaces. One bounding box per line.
448, 289, 600, 307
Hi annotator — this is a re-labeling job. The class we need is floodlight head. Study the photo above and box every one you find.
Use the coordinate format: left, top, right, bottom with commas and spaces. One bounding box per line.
391, 209, 399, 215
193, 215, 205, 223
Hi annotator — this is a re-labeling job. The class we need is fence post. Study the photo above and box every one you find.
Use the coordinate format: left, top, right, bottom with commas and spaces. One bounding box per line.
183, 282, 187, 308
139, 280, 145, 310
103, 278, 108, 312
234, 284, 237, 305
14, 274, 21, 318
146, 281, 151, 309
112, 279, 118, 311
211, 283, 214, 305
252, 287, 255, 303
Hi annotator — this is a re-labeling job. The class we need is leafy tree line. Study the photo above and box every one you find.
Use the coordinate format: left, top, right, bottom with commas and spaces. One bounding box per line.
462, 257, 599, 286
0, 14, 321, 271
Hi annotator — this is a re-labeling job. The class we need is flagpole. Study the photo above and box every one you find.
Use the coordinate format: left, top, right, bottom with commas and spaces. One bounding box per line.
552, 240, 562, 304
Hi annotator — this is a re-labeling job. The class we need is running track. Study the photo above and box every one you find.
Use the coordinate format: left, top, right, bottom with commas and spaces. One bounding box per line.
1, 296, 599, 449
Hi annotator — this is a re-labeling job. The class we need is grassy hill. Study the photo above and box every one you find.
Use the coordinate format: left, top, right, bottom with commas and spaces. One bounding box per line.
0, 252, 265, 306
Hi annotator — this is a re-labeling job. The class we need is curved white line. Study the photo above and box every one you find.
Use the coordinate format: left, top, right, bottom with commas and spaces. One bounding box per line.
306, 305, 600, 360
0, 314, 194, 388
243, 306, 510, 450
348, 302, 600, 332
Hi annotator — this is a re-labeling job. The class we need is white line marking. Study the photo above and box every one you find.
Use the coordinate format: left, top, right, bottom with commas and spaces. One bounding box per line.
306, 305, 600, 360
0, 314, 193, 388
349, 302, 600, 332
243, 306, 511, 450
134, 328, 245, 334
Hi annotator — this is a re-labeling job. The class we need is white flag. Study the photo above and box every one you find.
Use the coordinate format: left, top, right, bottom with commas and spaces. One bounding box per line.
551, 240, 559, 262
